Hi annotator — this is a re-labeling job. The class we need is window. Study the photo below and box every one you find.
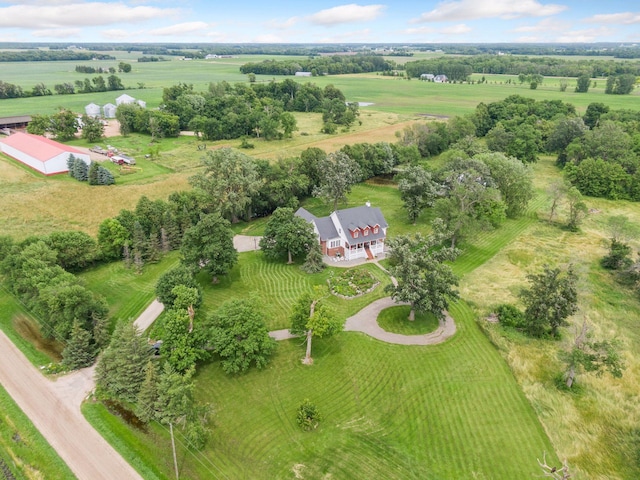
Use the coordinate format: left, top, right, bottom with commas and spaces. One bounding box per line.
364, 228, 369, 236
353, 230, 358, 238
330, 240, 340, 248
374, 226, 379, 234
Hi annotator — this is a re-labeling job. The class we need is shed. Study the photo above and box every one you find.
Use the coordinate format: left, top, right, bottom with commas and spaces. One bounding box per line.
420, 73, 435, 81
434, 74, 448, 83
116, 94, 135, 105
103, 103, 117, 118
85, 103, 101, 117
0, 132, 90, 175
136, 99, 147, 108
0, 115, 32, 132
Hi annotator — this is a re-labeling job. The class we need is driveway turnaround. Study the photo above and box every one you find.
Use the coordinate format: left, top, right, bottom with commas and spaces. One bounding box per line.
0, 330, 144, 480
344, 297, 456, 345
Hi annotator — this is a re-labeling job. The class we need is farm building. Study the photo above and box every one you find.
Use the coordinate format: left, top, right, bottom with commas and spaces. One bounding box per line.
116, 94, 135, 105
0, 115, 32, 133
434, 74, 448, 83
296, 203, 388, 261
420, 73, 435, 81
0, 132, 90, 175
103, 103, 117, 118
136, 99, 147, 108
85, 103, 101, 117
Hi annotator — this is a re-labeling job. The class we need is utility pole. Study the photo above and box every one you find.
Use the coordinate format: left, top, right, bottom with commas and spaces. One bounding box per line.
170, 422, 179, 480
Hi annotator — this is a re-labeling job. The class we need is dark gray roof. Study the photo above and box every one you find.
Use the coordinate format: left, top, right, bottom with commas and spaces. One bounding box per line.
296, 205, 388, 243
315, 216, 339, 241
295, 207, 316, 222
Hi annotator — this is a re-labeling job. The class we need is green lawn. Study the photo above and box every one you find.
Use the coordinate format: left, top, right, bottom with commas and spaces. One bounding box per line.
377, 305, 440, 334
194, 253, 391, 331
78, 252, 180, 325
106, 300, 558, 479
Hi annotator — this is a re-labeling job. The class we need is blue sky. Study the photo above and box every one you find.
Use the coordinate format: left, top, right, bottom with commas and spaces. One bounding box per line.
0, 1, 638, 44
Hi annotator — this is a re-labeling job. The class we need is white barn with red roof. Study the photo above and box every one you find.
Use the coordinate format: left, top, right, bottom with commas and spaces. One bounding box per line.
0, 132, 90, 175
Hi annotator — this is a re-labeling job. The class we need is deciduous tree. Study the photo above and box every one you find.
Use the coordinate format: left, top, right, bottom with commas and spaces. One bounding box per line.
180, 213, 237, 283
207, 298, 277, 374
562, 322, 625, 388
189, 148, 262, 223
396, 165, 439, 224
519, 265, 578, 338
386, 230, 459, 321
290, 288, 342, 365
312, 151, 361, 211
260, 207, 316, 264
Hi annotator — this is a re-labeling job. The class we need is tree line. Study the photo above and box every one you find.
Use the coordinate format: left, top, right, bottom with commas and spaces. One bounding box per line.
0, 74, 125, 98
0, 50, 114, 62
239, 54, 395, 76
159, 80, 358, 140
403, 54, 640, 79
75, 62, 131, 74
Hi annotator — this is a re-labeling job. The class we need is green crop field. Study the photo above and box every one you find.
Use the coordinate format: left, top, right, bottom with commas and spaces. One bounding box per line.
1, 51, 638, 117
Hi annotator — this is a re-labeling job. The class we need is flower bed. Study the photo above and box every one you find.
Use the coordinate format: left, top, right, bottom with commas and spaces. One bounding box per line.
328, 268, 378, 299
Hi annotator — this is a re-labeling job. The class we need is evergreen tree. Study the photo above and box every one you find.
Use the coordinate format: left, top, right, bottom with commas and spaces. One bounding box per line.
96, 166, 115, 185
95, 323, 151, 402
73, 158, 88, 181
301, 242, 325, 274
136, 360, 159, 423
62, 319, 96, 370
67, 154, 77, 177
88, 161, 99, 185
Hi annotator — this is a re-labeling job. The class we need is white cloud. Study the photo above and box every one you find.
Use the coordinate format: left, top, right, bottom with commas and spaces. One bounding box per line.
101, 28, 134, 39
512, 18, 570, 33
555, 27, 615, 42
584, 12, 640, 25
148, 22, 210, 36
402, 24, 470, 36
0, 2, 180, 29
413, 0, 567, 23
309, 4, 385, 26
439, 23, 471, 34
32, 28, 81, 38
265, 17, 299, 30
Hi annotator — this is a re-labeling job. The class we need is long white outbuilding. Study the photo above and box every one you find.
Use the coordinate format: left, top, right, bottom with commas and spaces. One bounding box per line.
0, 132, 90, 175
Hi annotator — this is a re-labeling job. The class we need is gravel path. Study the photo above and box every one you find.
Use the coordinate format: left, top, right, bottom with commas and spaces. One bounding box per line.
133, 299, 164, 332
344, 297, 456, 345
0, 330, 144, 480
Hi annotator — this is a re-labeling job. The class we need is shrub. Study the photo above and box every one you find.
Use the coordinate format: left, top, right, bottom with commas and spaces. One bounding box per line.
297, 399, 321, 431
495, 304, 525, 328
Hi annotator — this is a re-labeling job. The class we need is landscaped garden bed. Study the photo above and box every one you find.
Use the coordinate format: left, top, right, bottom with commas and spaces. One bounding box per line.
327, 268, 379, 299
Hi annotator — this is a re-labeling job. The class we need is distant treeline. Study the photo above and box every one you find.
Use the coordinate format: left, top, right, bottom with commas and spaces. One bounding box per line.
404, 54, 640, 79
0, 50, 114, 62
240, 55, 394, 76
417, 44, 640, 59
0, 74, 124, 98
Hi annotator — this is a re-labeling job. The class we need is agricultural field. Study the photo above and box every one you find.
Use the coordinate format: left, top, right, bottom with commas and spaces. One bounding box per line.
1, 49, 640, 480
0, 51, 638, 117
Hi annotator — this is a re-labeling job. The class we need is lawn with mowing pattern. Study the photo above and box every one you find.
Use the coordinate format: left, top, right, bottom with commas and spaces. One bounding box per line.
377, 306, 440, 335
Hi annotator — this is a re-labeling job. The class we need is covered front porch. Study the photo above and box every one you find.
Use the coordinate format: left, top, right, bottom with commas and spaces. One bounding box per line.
343, 239, 385, 261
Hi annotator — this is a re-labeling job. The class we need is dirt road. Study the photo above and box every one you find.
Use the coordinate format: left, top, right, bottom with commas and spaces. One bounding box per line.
0, 330, 144, 480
